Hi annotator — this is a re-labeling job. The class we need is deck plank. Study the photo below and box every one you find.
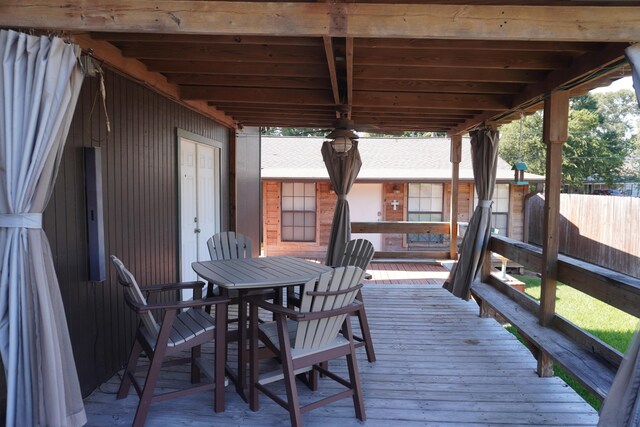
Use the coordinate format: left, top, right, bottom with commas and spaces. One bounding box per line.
83, 285, 598, 426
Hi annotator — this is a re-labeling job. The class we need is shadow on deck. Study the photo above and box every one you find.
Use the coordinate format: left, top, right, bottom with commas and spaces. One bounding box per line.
83, 284, 598, 426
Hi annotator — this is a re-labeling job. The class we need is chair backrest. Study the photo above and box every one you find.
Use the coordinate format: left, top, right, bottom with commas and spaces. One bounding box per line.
334, 239, 375, 270
207, 231, 252, 260
294, 266, 365, 350
110, 255, 160, 335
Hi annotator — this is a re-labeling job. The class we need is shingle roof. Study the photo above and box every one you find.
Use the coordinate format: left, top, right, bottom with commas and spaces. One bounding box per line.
261, 137, 545, 182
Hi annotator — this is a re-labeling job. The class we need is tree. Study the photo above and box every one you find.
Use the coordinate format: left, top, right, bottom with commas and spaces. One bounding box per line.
499, 90, 639, 191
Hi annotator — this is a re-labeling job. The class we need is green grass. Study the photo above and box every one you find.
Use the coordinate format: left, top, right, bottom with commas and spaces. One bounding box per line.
505, 275, 639, 411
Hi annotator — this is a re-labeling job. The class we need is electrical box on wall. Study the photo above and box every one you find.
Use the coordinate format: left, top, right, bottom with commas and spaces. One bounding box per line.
84, 147, 106, 282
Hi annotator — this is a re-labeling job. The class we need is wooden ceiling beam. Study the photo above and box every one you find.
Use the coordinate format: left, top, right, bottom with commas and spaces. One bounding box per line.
4, 2, 640, 41
91, 33, 324, 46
352, 107, 482, 115
355, 48, 572, 70
354, 80, 523, 94
70, 33, 235, 128
353, 91, 511, 110
181, 86, 335, 105
118, 43, 326, 64
354, 39, 607, 52
145, 61, 329, 78
353, 66, 548, 83
346, 37, 354, 116
167, 75, 329, 90
323, 36, 341, 107
240, 119, 334, 127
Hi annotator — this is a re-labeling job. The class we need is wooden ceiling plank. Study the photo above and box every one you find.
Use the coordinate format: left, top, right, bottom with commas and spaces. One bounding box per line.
355, 48, 572, 70
354, 38, 607, 52
91, 33, 324, 46
353, 91, 511, 110
352, 106, 482, 115
4, 2, 640, 41
323, 36, 341, 107
118, 43, 326, 64
167, 75, 330, 90
353, 66, 548, 83
145, 60, 329, 78
353, 79, 523, 94
70, 33, 235, 128
181, 86, 335, 105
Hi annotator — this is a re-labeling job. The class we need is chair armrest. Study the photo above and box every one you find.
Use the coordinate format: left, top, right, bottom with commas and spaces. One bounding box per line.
297, 301, 362, 321
143, 281, 206, 293
125, 295, 230, 313
246, 295, 306, 320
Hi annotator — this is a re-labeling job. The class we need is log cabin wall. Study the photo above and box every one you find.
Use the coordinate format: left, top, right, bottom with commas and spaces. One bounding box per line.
43, 68, 231, 396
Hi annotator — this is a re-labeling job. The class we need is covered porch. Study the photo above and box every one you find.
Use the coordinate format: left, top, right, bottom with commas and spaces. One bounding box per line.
83, 283, 598, 426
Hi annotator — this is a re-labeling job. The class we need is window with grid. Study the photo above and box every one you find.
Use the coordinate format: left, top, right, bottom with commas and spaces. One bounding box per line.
407, 183, 444, 246
473, 183, 510, 236
281, 182, 316, 242
491, 183, 510, 236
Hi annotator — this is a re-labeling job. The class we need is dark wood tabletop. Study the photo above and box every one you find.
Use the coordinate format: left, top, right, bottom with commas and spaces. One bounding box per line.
192, 256, 332, 289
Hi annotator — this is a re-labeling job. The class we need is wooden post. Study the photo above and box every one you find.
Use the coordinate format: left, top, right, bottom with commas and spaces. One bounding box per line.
540, 91, 569, 330
449, 134, 462, 260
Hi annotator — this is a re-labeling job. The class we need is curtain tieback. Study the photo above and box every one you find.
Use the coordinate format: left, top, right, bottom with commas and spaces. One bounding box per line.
337, 194, 347, 200
0, 213, 43, 229
478, 200, 493, 208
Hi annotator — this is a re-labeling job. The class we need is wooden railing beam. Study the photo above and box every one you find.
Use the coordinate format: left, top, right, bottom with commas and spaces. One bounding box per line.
351, 221, 450, 234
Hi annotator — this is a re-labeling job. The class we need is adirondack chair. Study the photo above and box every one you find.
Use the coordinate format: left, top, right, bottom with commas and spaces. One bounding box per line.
288, 239, 376, 363
248, 266, 367, 427
110, 256, 229, 427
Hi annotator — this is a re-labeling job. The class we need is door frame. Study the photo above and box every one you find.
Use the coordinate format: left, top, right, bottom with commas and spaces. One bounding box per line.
175, 128, 229, 281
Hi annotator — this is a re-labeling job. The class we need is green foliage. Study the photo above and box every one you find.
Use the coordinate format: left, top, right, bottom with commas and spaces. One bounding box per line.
499, 90, 640, 189
261, 127, 326, 137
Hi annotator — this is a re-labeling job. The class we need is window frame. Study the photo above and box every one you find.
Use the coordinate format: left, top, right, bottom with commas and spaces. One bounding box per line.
406, 182, 445, 247
280, 182, 317, 243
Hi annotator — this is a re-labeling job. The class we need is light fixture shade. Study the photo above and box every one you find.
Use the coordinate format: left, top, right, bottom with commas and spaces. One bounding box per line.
326, 128, 358, 154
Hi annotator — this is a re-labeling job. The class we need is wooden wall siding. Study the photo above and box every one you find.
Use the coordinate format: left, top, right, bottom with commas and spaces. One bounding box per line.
262, 180, 527, 256
528, 194, 640, 278
43, 68, 230, 396
262, 181, 334, 258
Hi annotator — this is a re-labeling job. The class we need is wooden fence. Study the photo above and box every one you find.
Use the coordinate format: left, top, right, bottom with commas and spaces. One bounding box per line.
528, 194, 640, 278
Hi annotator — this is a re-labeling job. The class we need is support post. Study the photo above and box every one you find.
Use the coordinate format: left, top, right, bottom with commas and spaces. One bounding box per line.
449, 134, 462, 260
540, 91, 569, 330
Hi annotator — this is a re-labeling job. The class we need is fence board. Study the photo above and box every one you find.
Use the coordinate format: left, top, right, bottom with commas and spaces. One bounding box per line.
528, 194, 640, 278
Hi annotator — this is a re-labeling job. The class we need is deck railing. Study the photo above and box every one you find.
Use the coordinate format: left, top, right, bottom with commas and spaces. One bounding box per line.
477, 234, 640, 401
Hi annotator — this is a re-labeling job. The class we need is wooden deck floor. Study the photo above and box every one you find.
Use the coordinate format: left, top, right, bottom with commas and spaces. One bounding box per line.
83, 284, 598, 426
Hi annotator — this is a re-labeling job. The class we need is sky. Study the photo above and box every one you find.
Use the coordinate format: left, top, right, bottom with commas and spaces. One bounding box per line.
590, 76, 635, 94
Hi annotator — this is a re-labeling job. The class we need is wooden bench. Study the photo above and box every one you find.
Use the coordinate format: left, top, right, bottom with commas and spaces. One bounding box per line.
471, 281, 618, 401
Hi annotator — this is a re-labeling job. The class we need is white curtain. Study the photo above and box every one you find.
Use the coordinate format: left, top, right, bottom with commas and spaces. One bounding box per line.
597, 44, 640, 427
0, 30, 86, 426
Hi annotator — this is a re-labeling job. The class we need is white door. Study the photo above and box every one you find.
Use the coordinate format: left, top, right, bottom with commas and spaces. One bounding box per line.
180, 138, 221, 299
347, 183, 383, 250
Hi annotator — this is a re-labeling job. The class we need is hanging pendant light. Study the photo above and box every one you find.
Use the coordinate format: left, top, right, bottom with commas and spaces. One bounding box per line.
326, 128, 359, 155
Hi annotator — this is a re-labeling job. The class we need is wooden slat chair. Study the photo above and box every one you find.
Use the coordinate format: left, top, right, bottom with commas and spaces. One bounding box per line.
110, 256, 229, 427
288, 239, 376, 363
248, 266, 367, 427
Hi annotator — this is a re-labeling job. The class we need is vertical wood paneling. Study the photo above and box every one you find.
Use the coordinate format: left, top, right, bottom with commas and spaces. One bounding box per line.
44, 68, 231, 396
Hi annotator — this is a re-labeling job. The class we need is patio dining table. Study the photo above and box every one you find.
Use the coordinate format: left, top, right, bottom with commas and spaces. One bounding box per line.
192, 256, 332, 401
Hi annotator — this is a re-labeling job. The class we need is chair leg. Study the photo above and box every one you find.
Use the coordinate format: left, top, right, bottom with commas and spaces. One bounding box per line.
343, 321, 366, 421
191, 345, 201, 384
356, 304, 376, 363
117, 339, 143, 399
132, 349, 165, 427
277, 317, 302, 427
249, 303, 260, 412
